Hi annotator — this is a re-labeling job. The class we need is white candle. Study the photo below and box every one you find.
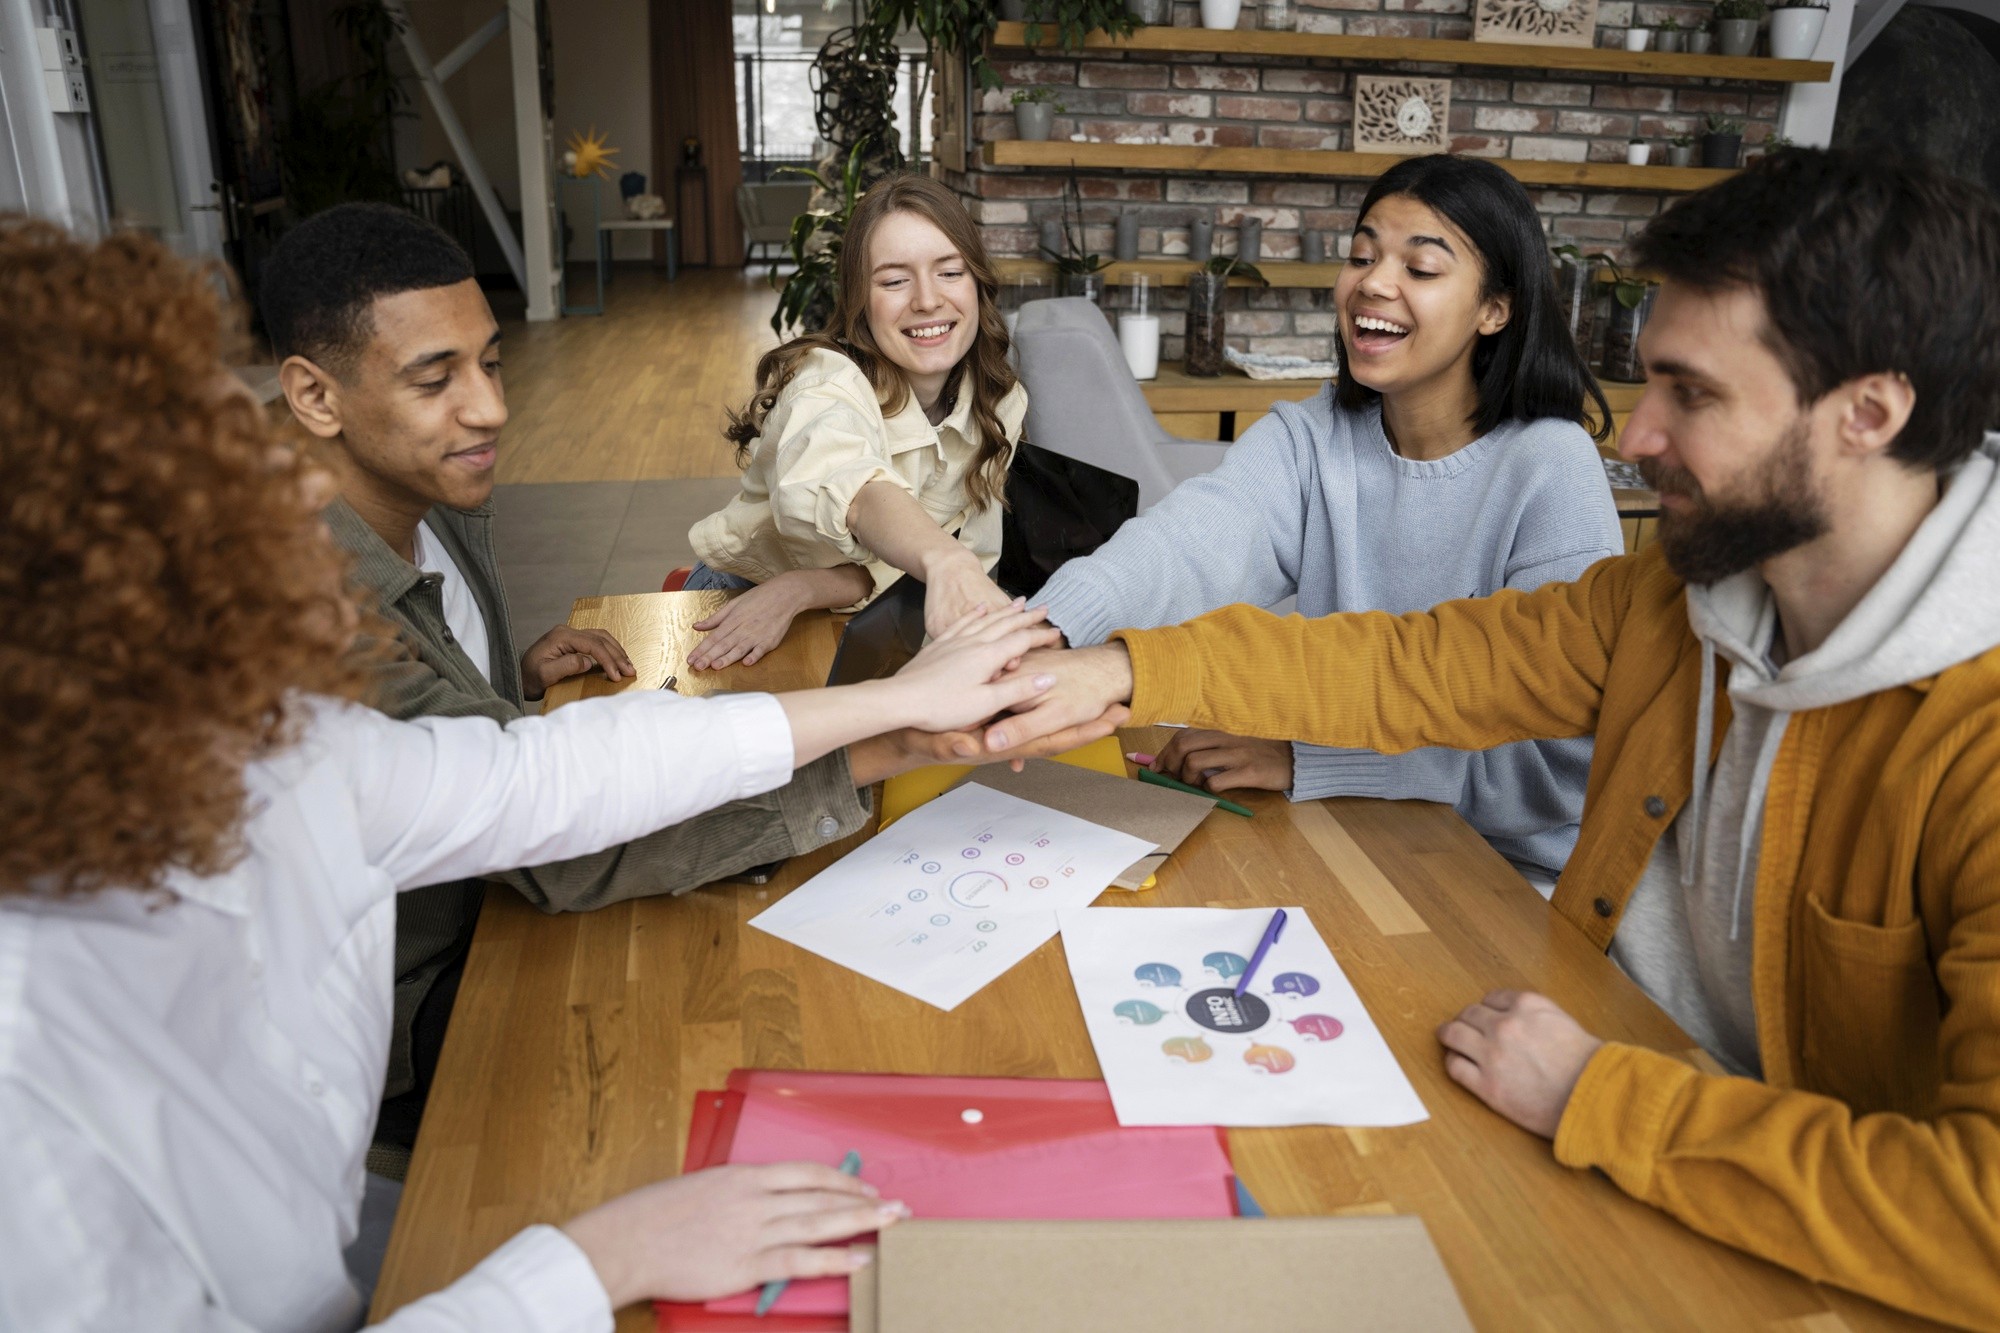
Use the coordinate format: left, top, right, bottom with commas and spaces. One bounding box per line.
1119, 313, 1161, 380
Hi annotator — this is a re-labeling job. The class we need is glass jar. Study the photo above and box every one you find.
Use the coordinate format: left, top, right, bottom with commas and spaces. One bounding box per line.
1184, 271, 1228, 377
1600, 283, 1658, 383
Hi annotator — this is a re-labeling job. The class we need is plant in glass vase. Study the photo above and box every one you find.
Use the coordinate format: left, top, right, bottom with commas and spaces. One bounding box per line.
1042, 167, 1111, 303
1184, 253, 1269, 377
1598, 258, 1659, 383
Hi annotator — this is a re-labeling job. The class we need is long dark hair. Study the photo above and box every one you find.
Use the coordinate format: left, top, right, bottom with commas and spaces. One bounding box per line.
1334, 156, 1612, 442
726, 173, 1019, 508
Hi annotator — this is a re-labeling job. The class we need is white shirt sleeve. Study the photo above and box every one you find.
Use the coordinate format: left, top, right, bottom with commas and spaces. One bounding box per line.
0, 1080, 611, 1333
328, 689, 796, 892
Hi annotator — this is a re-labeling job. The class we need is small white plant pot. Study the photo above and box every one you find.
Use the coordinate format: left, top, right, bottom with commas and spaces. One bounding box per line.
1626, 141, 1651, 165
1014, 103, 1055, 141
1624, 27, 1651, 50
1201, 0, 1244, 29
1769, 6, 1828, 58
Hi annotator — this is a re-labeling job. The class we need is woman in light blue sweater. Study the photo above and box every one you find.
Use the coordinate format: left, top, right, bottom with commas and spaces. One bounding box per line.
1035, 156, 1623, 883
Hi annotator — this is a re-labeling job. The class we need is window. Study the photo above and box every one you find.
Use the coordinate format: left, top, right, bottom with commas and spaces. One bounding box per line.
732, 1, 928, 179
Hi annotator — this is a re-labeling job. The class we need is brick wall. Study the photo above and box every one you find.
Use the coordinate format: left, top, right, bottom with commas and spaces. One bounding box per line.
947, 1, 1787, 362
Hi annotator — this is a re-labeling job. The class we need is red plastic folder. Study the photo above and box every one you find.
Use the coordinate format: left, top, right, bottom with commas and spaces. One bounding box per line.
655, 1070, 1239, 1333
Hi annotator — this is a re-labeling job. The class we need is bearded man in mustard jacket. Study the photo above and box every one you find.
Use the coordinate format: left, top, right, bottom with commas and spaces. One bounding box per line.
992, 149, 2000, 1327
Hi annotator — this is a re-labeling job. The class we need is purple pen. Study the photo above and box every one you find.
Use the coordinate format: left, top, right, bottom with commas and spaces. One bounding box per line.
1234, 908, 1288, 997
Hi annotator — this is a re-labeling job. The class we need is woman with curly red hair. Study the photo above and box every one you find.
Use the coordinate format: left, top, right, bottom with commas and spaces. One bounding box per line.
0, 220, 1061, 1329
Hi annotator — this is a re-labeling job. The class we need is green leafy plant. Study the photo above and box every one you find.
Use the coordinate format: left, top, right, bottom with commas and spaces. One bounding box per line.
1554, 244, 1648, 309
865, 0, 1136, 91
1772, 0, 1828, 9
1042, 166, 1108, 278
1660, 16, 1681, 31
769, 139, 873, 336
1762, 132, 1796, 149
278, 0, 409, 216
1202, 253, 1270, 285
1703, 113, 1745, 136
1711, 0, 1767, 19
1669, 132, 1695, 148
1011, 86, 1066, 111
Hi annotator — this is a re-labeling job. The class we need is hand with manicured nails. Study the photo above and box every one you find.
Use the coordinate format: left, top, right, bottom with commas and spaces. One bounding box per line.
1149, 730, 1294, 793
1436, 990, 1604, 1140
520, 625, 635, 700
561, 1162, 906, 1310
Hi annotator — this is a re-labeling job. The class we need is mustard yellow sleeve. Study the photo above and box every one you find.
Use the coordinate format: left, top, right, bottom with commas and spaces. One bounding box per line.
1554, 720, 2000, 1330
1111, 552, 1632, 753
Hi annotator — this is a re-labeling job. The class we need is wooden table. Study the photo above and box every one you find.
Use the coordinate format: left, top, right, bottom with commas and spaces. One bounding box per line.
373, 592, 1930, 1331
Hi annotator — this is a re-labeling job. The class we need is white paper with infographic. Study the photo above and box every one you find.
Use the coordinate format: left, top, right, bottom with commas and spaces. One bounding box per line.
1061, 906, 1428, 1127
751, 784, 1155, 1011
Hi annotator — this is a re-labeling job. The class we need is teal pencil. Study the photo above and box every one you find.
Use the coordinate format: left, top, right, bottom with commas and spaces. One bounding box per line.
753, 1149, 863, 1317
1137, 766, 1255, 818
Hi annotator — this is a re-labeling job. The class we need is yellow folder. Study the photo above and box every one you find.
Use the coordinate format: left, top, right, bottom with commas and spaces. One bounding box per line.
878, 734, 1129, 828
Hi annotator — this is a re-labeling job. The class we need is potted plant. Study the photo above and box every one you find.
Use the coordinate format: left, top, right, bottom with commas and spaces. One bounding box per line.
1184, 254, 1268, 377
1657, 15, 1685, 50
1011, 87, 1063, 141
1598, 261, 1658, 383
873, 0, 1133, 92
770, 139, 874, 335
1667, 131, 1697, 166
1624, 23, 1651, 49
1756, 131, 1795, 157
1700, 113, 1744, 168
1768, 0, 1829, 57
1201, 0, 1244, 29
1687, 19, 1714, 51
1043, 167, 1111, 303
1711, 0, 1765, 55
1126, 0, 1172, 21
1626, 137, 1651, 165
1551, 244, 1608, 360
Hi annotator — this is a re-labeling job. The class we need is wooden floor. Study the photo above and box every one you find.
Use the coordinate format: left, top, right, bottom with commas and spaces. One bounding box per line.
494, 265, 785, 486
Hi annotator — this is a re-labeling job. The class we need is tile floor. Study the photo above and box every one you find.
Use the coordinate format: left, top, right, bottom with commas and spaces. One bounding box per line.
490, 477, 741, 638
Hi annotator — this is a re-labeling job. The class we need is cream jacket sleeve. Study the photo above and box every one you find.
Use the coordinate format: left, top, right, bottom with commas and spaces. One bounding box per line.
762, 359, 912, 569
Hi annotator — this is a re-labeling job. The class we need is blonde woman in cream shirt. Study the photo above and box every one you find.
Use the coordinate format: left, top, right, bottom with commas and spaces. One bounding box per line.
686, 173, 1027, 670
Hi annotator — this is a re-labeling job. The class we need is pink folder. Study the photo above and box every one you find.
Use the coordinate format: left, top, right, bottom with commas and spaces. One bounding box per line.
688, 1070, 1239, 1322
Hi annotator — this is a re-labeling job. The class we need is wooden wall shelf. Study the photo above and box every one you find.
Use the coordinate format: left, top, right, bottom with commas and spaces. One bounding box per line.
990, 21, 1833, 83
984, 139, 1734, 191
997, 257, 1341, 287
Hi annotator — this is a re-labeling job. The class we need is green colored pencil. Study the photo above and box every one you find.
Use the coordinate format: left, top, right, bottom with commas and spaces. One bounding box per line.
1137, 766, 1254, 818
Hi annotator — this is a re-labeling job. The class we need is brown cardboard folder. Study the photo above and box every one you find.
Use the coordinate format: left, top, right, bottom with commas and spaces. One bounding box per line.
848, 1216, 1475, 1332
956, 759, 1217, 890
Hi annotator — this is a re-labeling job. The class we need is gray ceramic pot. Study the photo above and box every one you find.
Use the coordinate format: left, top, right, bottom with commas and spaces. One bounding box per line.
1125, 0, 1172, 22
1667, 143, 1696, 166
1657, 30, 1685, 50
1687, 29, 1714, 51
1014, 103, 1054, 142
1716, 17, 1760, 55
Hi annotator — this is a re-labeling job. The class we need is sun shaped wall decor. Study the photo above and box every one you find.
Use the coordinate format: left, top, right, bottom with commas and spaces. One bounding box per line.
1352, 77, 1452, 155
565, 126, 621, 179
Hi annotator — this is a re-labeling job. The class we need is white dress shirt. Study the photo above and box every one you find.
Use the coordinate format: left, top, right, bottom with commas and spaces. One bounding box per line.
0, 690, 796, 1331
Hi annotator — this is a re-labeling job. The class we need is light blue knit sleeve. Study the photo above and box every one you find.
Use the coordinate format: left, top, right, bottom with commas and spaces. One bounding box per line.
1032, 412, 1312, 647
1286, 431, 1625, 878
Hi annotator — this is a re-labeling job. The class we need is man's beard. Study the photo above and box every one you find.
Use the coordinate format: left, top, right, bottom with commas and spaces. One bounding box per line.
1641, 415, 1829, 586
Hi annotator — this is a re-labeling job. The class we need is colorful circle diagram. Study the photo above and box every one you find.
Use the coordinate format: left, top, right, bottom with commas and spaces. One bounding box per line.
1114, 999, 1167, 1025
1244, 1043, 1297, 1074
1005, 852, 1025, 866
1162, 1036, 1213, 1063
1202, 951, 1248, 980
1184, 987, 1271, 1034
1133, 962, 1182, 989
961, 847, 980, 859
1290, 1014, 1345, 1042
1271, 971, 1321, 997
947, 871, 1008, 909
1029, 876, 1050, 889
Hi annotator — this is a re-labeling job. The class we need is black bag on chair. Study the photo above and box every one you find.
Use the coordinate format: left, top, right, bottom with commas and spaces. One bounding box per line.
995, 440, 1141, 600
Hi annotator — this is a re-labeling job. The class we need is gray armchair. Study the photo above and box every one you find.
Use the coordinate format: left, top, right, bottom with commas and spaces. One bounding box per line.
1012, 297, 1232, 512
736, 180, 815, 265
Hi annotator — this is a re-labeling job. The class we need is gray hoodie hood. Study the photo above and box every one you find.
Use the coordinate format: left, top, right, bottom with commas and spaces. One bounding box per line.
1679, 433, 2000, 933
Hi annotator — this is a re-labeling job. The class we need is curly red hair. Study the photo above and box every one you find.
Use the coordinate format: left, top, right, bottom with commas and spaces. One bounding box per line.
0, 219, 369, 897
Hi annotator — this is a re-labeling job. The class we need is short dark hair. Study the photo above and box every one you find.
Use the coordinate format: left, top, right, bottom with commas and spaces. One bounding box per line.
260, 202, 474, 375
1335, 154, 1613, 442
1634, 148, 2000, 474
